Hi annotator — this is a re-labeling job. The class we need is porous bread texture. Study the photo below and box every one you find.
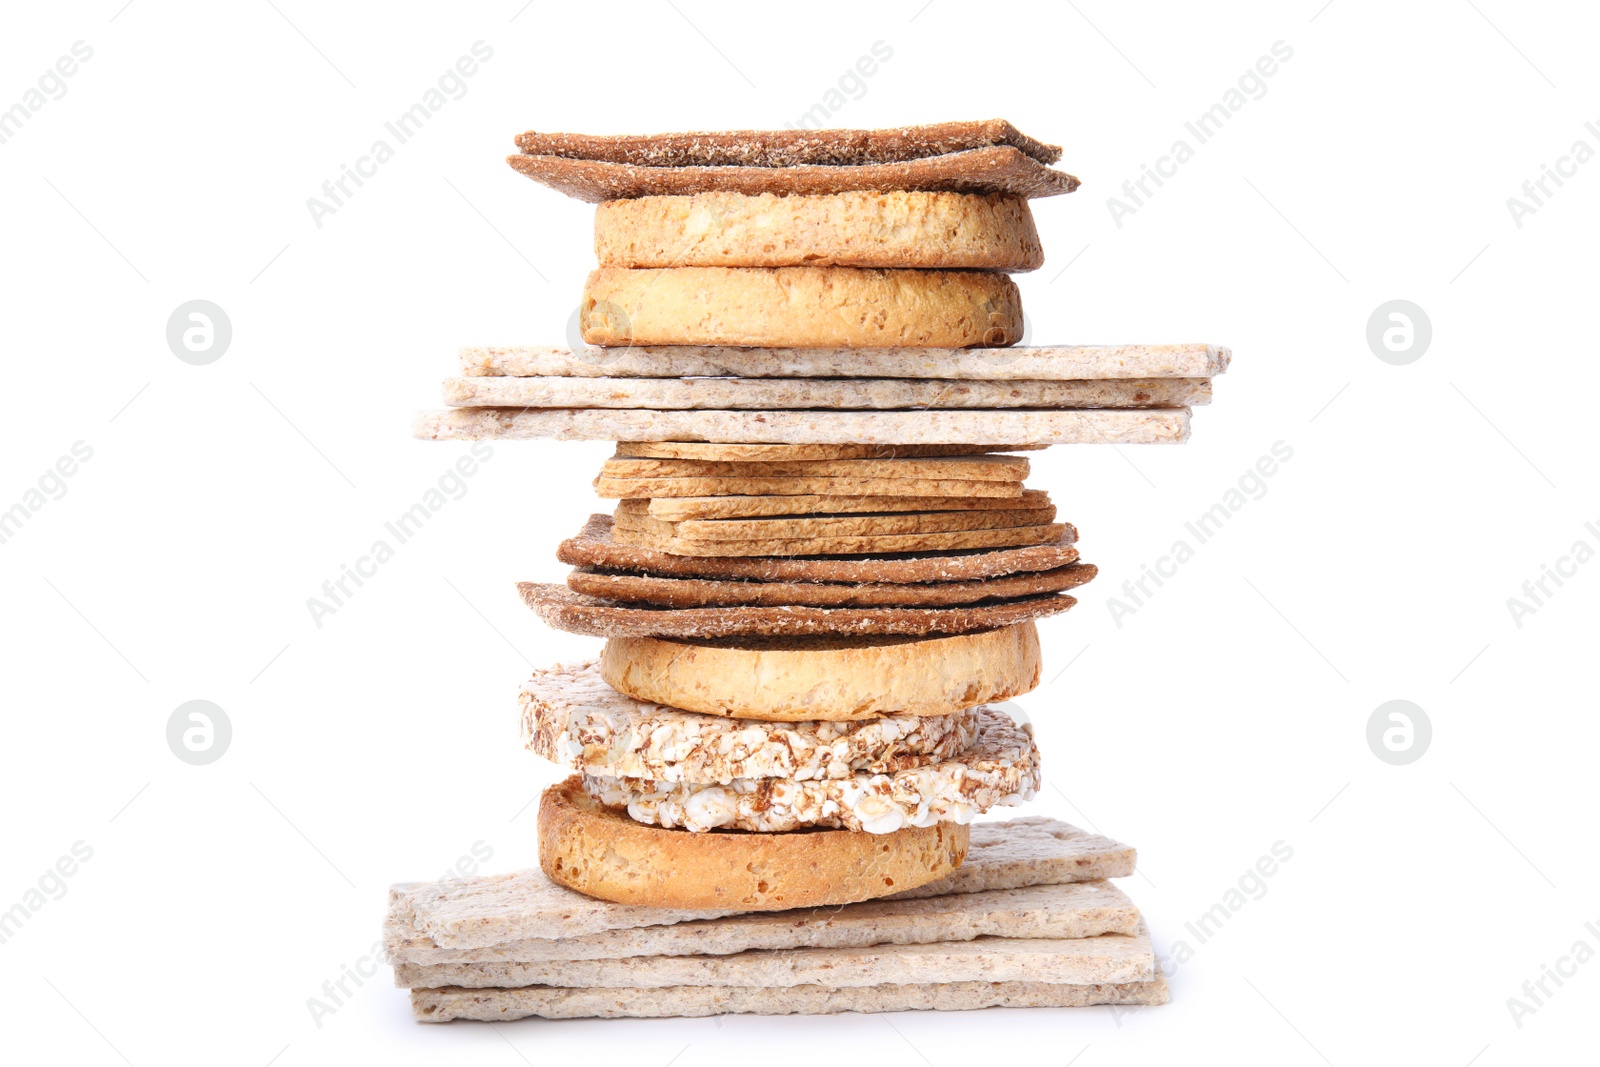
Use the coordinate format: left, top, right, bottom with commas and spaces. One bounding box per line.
519, 660, 979, 783
593, 190, 1043, 270
412, 406, 1193, 445
580, 266, 1023, 348
537, 776, 968, 910
583, 706, 1040, 833
412, 972, 1168, 1021
385, 880, 1141, 964
599, 622, 1041, 720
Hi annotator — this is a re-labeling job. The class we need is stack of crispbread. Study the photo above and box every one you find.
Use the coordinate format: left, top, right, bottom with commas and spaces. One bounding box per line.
390, 818, 1166, 1021
394, 120, 1222, 1021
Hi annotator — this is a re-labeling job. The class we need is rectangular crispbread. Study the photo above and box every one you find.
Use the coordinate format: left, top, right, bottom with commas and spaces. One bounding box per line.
458, 344, 1229, 380
386, 881, 1138, 966
395, 927, 1153, 990
615, 502, 1057, 541
616, 442, 1044, 461
602, 454, 1029, 481
609, 521, 1065, 558
596, 475, 1024, 500
507, 146, 1078, 203
442, 375, 1209, 410
412, 972, 1168, 1021
389, 817, 1129, 950
414, 407, 1191, 445
513, 120, 1063, 167
647, 489, 1051, 521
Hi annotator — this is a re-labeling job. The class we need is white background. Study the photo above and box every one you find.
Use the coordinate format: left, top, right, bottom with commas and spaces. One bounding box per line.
2, 1, 1596, 1064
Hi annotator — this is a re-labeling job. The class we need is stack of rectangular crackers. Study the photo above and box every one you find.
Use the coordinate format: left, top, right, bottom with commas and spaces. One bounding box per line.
395, 120, 1226, 1021
390, 818, 1166, 1021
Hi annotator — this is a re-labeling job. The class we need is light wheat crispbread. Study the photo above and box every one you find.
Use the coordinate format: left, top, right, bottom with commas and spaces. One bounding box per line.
514, 120, 1063, 167
387, 880, 1141, 965
598, 474, 1024, 501
585, 706, 1039, 833
603, 454, 1029, 481
413, 407, 1192, 445
445, 375, 1209, 410
412, 972, 1168, 1021
520, 660, 979, 782
507, 145, 1079, 203
599, 624, 1039, 720
385, 817, 1133, 949
458, 343, 1230, 380
646, 488, 1052, 520
566, 562, 1093, 609
609, 521, 1065, 557
582, 266, 1023, 348
558, 514, 1082, 582
616, 502, 1057, 541
397, 927, 1150, 991
594, 190, 1043, 270
538, 776, 967, 910
615, 441, 1044, 461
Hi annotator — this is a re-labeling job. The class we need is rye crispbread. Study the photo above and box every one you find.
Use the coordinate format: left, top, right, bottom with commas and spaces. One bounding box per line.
514, 120, 1063, 167
603, 454, 1029, 481
385, 817, 1134, 949
538, 776, 967, 910
615, 441, 1044, 461
397, 926, 1150, 991
598, 624, 1039, 720
581, 266, 1023, 348
566, 562, 1093, 609
444, 374, 1210, 410
595, 189, 1043, 270
508, 146, 1079, 203
608, 520, 1065, 557
645, 488, 1052, 520
584, 706, 1039, 833
519, 660, 978, 781
614, 500, 1056, 541
598, 474, 1024, 501
412, 407, 1192, 444
458, 343, 1230, 380
557, 514, 1082, 582
386, 880, 1141, 965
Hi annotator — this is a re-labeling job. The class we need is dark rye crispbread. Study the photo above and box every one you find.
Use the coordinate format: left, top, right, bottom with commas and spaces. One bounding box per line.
566, 562, 1096, 609
513, 120, 1063, 167
516, 581, 1078, 639
557, 514, 1082, 582
507, 146, 1079, 203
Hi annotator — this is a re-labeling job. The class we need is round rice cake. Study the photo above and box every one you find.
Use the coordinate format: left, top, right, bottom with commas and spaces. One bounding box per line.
582, 705, 1039, 834
520, 661, 980, 783
538, 775, 968, 910
593, 190, 1043, 271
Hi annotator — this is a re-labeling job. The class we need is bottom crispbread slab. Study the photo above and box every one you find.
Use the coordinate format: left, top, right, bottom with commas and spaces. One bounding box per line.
558, 514, 1083, 583
518, 581, 1078, 638
412, 970, 1169, 1020
386, 817, 1134, 949
566, 562, 1095, 608
413, 406, 1190, 444
396, 926, 1153, 990
386, 881, 1139, 965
